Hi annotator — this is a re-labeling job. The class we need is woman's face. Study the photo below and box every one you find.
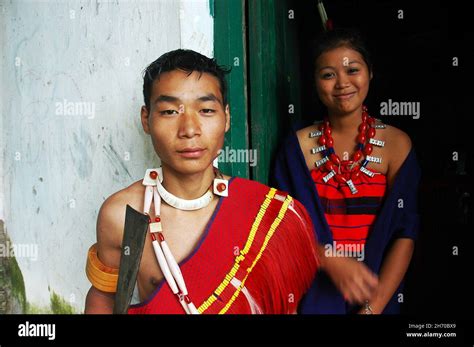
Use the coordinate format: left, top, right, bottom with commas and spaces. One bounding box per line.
315, 45, 372, 116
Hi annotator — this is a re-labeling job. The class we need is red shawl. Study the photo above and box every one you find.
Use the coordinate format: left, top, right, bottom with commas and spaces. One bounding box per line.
128, 177, 318, 314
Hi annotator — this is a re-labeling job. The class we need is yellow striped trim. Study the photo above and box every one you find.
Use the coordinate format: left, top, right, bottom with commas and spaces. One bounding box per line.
218, 195, 292, 314
198, 188, 277, 313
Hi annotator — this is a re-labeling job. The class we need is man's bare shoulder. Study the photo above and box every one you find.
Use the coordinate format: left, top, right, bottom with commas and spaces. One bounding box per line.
102, 180, 144, 211
96, 180, 144, 266
98, 180, 144, 229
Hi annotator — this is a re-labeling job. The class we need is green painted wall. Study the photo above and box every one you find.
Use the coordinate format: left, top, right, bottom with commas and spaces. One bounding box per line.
214, 0, 302, 184
213, 0, 250, 179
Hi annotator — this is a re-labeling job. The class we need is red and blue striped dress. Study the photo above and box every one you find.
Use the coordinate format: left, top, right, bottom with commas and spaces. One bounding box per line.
311, 161, 387, 246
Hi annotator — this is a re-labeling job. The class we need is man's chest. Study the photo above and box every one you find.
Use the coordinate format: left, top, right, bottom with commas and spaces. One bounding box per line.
134, 204, 217, 302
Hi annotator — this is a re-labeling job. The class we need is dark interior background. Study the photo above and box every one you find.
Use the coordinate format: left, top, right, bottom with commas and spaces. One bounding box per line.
289, 0, 473, 314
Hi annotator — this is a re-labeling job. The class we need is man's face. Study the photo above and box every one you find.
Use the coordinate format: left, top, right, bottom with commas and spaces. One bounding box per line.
141, 70, 230, 175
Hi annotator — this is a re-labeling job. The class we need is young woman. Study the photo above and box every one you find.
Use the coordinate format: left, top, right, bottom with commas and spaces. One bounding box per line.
273, 28, 420, 314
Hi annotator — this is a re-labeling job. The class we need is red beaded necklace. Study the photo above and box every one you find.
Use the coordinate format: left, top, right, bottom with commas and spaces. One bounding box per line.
310, 106, 383, 194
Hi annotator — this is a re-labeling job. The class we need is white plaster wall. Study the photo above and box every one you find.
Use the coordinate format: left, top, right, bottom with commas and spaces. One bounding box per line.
0, 0, 213, 312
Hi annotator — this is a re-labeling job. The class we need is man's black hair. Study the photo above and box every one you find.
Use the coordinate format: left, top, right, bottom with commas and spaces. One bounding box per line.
143, 49, 231, 110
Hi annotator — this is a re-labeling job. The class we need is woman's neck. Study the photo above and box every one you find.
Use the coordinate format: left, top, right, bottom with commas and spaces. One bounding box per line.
327, 108, 363, 133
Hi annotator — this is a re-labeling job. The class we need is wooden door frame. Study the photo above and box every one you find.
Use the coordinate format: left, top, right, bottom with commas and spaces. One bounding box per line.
212, 0, 250, 179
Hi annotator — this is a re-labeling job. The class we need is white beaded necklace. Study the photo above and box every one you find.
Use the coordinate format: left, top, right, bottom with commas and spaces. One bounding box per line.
147, 168, 214, 210
142, 167, 228, 314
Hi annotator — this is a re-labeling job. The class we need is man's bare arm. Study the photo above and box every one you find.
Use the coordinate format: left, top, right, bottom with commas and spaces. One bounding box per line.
84, 286, 115, 314
84, 195, 126, 314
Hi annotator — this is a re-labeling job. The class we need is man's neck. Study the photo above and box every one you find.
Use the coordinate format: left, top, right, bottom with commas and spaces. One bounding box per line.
160, 164, 215, 200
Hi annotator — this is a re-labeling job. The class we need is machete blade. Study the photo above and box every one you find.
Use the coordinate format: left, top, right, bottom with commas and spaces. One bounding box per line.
113, 204, 149, 314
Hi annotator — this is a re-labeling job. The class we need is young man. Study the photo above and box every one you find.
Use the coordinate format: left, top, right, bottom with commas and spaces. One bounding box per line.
84, 49, 318, 314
